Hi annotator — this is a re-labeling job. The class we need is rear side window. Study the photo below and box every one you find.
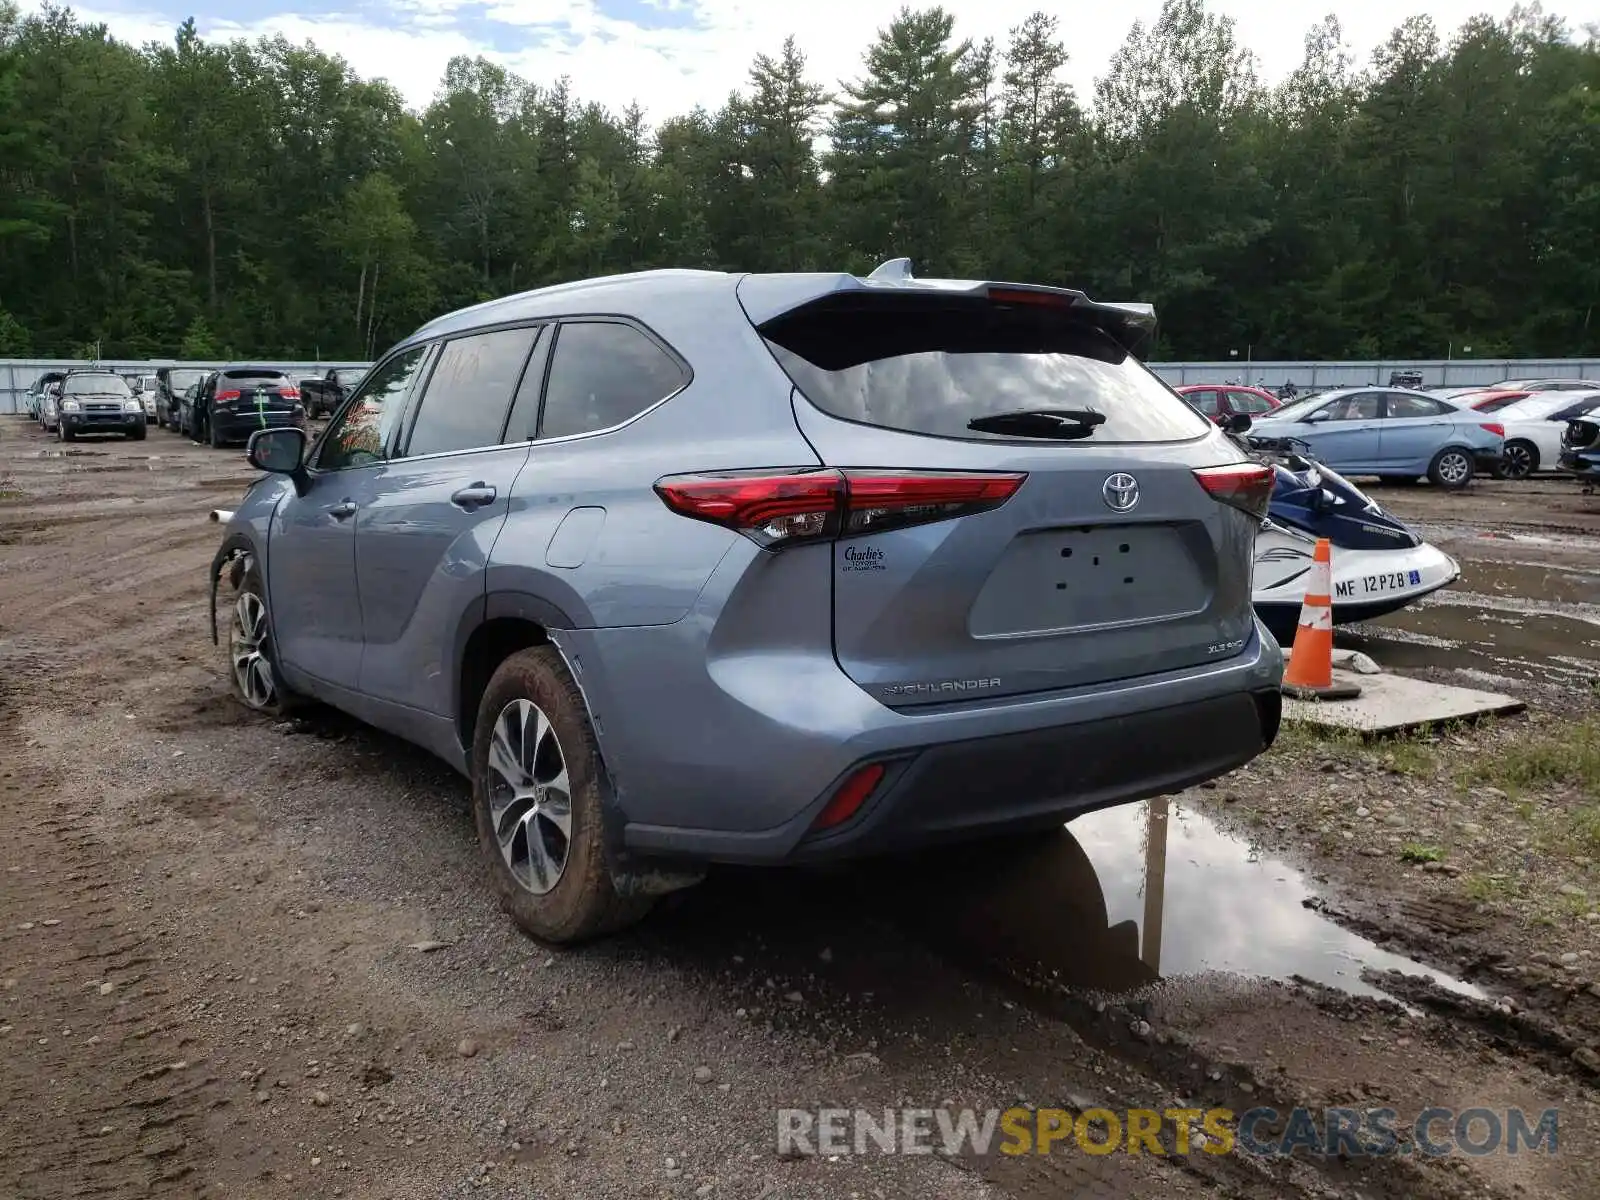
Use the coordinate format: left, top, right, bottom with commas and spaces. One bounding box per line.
760, 297, 1210, 443
1386, 394, 1448, 419
539, 321, 687, 440
1187, 389, 1220, 416
404, 326, 538, 457
1232, 391, 1276, 414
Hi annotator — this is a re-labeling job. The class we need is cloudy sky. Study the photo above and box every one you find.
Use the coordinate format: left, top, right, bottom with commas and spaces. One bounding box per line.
23, 1, 1594, 120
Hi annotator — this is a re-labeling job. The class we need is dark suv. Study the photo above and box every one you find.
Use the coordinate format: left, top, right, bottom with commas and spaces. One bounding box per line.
213, 264, 1284, 944
56, 371, 147, 441
194, 367, 307, 447
155, 367, 208, 430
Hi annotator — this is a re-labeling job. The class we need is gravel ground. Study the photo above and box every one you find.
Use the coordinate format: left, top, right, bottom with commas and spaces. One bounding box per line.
1, 418, 1597, 1199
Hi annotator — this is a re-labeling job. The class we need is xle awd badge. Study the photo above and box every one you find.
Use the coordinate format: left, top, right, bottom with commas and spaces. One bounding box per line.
1102, 473, 1139, 513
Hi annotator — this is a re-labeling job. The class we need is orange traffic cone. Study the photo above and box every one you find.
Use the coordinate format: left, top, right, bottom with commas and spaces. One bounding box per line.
1281, 539, 1362, 701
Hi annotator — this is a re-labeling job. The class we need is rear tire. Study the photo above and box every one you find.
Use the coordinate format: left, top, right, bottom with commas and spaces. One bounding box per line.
208, 420, 223, 449
471, 646, 654, 945
59, 424, 73, 443
1497, 439, 1537, 481
1427, 447, 1474, 490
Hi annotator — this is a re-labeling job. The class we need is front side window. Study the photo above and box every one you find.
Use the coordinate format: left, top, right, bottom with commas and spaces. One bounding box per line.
1187, 389, 1220, 416
403, 326, 539, 458
1232, 391, 1276, 414
1320, 393, 1381, 422
539, 321, 688, 440
318, 347, 428, 471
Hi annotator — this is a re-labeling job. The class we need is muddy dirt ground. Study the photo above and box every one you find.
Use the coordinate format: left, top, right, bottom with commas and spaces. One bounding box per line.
1, 418, 1597, 1200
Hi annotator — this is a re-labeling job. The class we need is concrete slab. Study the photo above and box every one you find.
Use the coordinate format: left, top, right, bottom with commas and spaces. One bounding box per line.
1283, 669, 1525, 735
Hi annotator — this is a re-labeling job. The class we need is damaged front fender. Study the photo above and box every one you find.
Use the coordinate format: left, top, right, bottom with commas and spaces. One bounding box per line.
208, 538, 254, 647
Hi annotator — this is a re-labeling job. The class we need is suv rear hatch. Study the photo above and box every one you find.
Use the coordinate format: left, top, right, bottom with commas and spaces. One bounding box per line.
216, 370, 300, 417
739, 279, 1267, 708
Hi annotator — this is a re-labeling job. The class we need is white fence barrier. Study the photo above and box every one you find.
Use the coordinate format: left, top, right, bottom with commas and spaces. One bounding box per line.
1145, 359, 1600, 389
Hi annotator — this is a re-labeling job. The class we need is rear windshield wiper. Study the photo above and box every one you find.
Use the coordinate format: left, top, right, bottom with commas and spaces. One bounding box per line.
967, 408, 1106, 440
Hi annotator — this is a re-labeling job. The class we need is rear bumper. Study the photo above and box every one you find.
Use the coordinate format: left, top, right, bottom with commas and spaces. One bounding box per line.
560, 616, 1283, 867
769, 687, 1281, 863
212, 411, 305, 441
1473, 449, 1504, 473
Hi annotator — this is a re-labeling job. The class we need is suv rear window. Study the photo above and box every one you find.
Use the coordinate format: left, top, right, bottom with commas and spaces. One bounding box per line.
222, 369, 288, 383
760, 297, 1210, 444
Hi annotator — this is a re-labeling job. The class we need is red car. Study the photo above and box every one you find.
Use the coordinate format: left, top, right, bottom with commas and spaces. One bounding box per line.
1175, 384, 1283, 425
1462, 389, 1532, 413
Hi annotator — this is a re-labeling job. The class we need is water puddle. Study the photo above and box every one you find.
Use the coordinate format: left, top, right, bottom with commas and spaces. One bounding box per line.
900, 801, 1483, 1005
1339, 555, 1600, 688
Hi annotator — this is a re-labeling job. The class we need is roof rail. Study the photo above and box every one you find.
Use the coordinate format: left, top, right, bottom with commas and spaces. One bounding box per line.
866, 257, 914, 282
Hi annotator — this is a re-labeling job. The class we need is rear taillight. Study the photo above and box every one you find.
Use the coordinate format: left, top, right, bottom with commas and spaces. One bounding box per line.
653, 468, 1026, 548
1480, 423, 1505, 438
279, 385, 299, 400
216, 389, 241, 402
1193, 462, 1275, 519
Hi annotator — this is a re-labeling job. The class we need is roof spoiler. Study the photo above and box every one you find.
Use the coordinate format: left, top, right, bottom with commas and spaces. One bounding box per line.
738, 263, 1160, 357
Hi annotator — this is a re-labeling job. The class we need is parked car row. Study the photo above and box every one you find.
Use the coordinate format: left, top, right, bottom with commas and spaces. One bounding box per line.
25, 369, 148, 440
18, 363, 369, 446
1174, 376, 1600, 488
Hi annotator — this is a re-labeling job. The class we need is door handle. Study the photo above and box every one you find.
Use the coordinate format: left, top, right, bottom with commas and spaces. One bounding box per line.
328, 500, 357, 519
451, 483, 497, 510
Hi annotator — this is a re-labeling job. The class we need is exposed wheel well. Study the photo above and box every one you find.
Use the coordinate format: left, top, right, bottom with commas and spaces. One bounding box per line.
457, 618, 550, 752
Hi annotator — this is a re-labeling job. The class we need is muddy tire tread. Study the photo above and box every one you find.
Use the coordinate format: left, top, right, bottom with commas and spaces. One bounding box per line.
471, 646, 652, 945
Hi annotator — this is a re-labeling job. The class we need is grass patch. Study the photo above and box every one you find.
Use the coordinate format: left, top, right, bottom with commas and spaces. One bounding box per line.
1462, 873, 1519, 903
1466, 719, 1600, 796
1574, 807, 1600, 855
1400, 843, 1444, 863
1383, 741, 1437, 776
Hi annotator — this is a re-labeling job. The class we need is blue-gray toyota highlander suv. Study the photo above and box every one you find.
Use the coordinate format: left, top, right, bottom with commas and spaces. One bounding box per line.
210, 263, 1284, 943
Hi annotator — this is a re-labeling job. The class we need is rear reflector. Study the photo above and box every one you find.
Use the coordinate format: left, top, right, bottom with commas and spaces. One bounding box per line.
1479, 423, 1505, 437
812, 763, 885, 832
1193, 462, 1275, 519
654, 468, 1026, 548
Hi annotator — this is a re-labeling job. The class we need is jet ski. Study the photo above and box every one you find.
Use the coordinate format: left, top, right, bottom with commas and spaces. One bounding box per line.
1238, 429, 1461, 643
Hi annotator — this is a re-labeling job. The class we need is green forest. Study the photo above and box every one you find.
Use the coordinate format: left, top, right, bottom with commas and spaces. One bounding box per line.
0, 1, 1597, 362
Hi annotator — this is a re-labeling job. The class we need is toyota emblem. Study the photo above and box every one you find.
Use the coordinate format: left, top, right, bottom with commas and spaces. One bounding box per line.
1102, 473, 1139, 513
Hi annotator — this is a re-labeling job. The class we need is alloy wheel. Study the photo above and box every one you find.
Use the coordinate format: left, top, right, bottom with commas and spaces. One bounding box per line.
229, 592, 278, 709
1437, 451, 1470, 485
1501, 443, 1534, 480
485, 699, 573, 896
